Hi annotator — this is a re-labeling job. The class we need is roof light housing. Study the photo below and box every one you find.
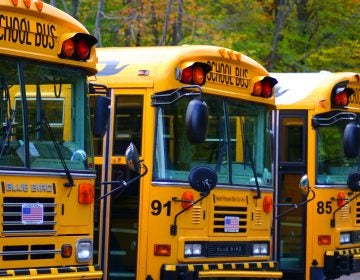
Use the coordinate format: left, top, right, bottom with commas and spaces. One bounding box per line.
179, 62, 211, 85
59, 33, 97, 61
252, 76, 277, 98
331, 82, 354, 108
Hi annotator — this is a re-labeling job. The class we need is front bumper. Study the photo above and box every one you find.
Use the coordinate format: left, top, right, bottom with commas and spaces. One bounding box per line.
161, 261, 282, 279
0, 265, 102, 279
325, 249, 360, 279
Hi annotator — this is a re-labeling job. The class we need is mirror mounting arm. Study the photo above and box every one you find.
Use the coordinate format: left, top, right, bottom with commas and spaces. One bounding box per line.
275, 189, 315, 220
170, 192, 210, 236
99, 162, 148, 200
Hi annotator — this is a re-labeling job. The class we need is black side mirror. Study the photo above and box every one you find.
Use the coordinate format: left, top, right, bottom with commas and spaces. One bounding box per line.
188, 166, 217, 193
185, 99, 208, 144
93, 96, 110, 138
343, 122, 360, 158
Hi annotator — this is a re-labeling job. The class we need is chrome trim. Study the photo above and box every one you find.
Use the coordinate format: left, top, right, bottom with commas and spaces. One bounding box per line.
3, 203, 57, 207
3, 212, 56, 217
152, 180, 274, 192
0, 170, 95, 178
2, 230, 56, 235
315, 184, 350, 189
0, 249, 61, 256
3, 221, 56, 226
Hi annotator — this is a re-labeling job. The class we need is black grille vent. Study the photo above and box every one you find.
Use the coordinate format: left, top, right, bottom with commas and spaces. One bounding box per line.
213, 206, 247, 233
3, 244, 55, 260
2, 197, 56, 235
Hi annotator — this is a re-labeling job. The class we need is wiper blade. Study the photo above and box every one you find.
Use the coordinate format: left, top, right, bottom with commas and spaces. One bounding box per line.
0, 109, 16, 159
42, 112, 74, 187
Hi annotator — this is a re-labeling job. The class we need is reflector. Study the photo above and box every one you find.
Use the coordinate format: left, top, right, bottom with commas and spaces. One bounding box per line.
318, 235, 331, 245
154, 244, 171, 256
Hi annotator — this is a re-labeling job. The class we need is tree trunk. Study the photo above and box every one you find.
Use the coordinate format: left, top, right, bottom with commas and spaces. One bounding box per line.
94, 0, 105, 47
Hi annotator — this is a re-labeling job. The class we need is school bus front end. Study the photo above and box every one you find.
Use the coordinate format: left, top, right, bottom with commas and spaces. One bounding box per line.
0, 1, 101, 279
92, 46, 282, 279
273, 72, 360, 280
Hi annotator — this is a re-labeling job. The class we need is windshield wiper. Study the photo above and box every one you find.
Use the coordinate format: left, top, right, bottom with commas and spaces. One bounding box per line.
41, 112, 74, 187
244, 139, 261, 199
0, 109, 16, 159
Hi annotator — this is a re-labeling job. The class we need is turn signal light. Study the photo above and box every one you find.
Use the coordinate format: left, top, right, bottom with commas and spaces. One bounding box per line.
263, 195, 273, 213
181, 191, 194, 209
78, 183, 94, 204
337, 192, 346, 207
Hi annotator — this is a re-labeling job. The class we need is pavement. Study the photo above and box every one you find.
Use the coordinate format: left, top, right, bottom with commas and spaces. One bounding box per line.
338, 272, 360, 279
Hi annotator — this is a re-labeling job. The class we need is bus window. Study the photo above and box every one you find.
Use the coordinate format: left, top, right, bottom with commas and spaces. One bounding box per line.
113, 95, 143, 155
153, 95, 272, 187
281, 118, 304, 163
316, 117, 356, 184
228, 100, 272, 186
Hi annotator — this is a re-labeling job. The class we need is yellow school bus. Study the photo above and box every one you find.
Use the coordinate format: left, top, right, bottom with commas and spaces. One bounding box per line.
0, 0, 102, 278
272, 71, 360, 280
90, 45, 282, 279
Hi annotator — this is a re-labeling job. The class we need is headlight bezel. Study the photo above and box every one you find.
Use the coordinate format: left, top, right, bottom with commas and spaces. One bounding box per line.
76, 238, 93, 262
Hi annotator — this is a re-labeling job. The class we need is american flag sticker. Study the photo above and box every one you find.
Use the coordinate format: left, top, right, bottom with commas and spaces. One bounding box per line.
21, 203, 44, 224
224, 216, 239, 232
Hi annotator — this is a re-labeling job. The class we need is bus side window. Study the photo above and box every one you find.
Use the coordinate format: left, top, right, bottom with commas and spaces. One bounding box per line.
113, 95, 144, 155
281, 118, 304, 163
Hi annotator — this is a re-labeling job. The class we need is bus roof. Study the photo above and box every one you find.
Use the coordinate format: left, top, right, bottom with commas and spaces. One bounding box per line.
272, 71, 360, 109
96, 45, 268, 75
92, 45, 274, 102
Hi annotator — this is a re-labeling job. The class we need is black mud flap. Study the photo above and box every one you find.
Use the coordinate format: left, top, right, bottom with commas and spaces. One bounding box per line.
325, 251, 353, 278
160, 265, 199, 280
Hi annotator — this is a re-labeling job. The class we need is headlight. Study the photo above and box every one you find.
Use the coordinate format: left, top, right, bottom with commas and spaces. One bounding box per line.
340, 232, 351, 244
253, 243, 269, 255
76, 239, 93, 262
184, 243, 202, 257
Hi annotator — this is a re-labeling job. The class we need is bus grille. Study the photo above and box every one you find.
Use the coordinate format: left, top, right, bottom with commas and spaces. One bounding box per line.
2, 197, 56, 236
213, 206, 247, 233
2, 244, 56, 260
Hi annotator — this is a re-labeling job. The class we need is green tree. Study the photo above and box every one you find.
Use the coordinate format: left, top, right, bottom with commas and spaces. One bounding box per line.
46, 0, 360, 72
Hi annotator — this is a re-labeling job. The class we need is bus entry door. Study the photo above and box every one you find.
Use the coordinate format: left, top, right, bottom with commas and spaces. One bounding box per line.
275, 111, 307, 280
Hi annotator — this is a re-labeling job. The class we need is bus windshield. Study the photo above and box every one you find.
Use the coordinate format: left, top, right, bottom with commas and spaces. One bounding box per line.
153, 94, 272, 187
0, 56, 93, 171
316, 116, 359, 185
